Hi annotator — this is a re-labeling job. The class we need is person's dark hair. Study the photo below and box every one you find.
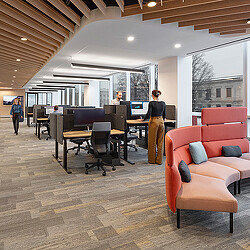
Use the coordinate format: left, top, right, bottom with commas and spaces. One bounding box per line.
54, 105, 59, 111
152, 90, 161, 98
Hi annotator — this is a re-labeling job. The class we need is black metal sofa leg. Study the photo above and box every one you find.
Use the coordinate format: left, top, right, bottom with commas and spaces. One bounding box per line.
238, 180, 241, 194
230, 213, 233, 233
234, 182, 237, 195
177, 209, 180, 229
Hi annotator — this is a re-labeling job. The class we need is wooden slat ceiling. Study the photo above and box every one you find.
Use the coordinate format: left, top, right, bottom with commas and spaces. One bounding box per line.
0, 0, 138, 88
123, 0, 250, 36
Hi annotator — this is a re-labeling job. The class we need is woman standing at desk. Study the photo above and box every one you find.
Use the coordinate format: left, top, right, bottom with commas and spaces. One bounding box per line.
10, 98, 23, 135
140, 90, 166, 165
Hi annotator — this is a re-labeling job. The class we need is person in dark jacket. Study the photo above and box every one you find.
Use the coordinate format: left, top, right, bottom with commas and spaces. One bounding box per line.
10, 98, 23, 135
140, 90, 166, 165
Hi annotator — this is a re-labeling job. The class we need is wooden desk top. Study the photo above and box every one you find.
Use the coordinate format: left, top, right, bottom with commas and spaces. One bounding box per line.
63, 129, 125, 139
37, 118, 49, 122
127, 119, 176, 125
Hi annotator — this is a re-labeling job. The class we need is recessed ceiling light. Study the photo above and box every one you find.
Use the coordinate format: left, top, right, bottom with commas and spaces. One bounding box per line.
21, 37, 27, 41
14, 69, 17, 72
16, 59, 21, 61
174, 43, 181, 48
127, 36, 135, 42
12, 80, 14, 82
11, 83, 14, 85
147, 1, 156, 7
13, 76, 16, 78
247, 20, 250, 24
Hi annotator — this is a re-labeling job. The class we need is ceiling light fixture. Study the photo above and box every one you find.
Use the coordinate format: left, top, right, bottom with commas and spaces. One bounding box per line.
11, 83, 14, 85
13, 76, 16, 78
14, 69, 17, 72
37, 84, 75, 88
174, 43, 182, 48
147, 0, 156, 7
247, 20, 250, 24
21, 37, 28, 41
16, 59, 21, 61
127, 36, 135, 42
43, 81, 89, 85
53, 75, 110, 81
71, 63, 145, 74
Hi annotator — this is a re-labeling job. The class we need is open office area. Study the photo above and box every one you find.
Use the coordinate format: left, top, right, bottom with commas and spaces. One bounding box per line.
1, 0, 250, 249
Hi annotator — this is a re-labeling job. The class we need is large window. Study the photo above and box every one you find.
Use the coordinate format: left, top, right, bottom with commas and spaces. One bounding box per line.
130, 66, 150, 101
100, 81, 109, 107
192, 44, 243, 111
75, 86, 79, 106
26, 93, 37, 107
113, 73, 126, 100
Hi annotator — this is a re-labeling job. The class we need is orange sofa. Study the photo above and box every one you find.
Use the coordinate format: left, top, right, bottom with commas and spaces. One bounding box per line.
165, 107, 250, 233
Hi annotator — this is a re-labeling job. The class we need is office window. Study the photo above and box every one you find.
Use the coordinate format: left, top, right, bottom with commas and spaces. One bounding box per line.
226, 88, 232, 97
100, 81, 109, 107
227, 103, 232, 107
113, 73, 126, 100
46, 93, 52, 105
216, 88, 221, 98
130, 66, 150, 101
38, 93, 46, 105
155, 64, 158, 90
27, 93, 37, 107
81, 84, 84, 106
198, 91, 202, 98
205, 89, 211, 100
74, 86, 79, 106
216, 104, 221, 107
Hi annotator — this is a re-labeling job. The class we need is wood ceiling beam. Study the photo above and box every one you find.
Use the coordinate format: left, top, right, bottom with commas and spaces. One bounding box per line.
0, 37, 51, 58
161, 5, 250, 24
114, 0, 124, 12
178, 12, 250, 27
0, 12, 63, 46
137, 0, 143, 9
92, 0, 106, 15
0, 30, 54, 55
0, 1, 65, 44
0, 53, 44, 66
47, 0, 80, 26
26, 0, 74, 32
0, 22, 57, 51
221, 29, 247, 35
194, 20, 249, 30
70, 0, 91, 18
1, 0, 69, 38
209, 25, 250, 34
123, 0, 224, 17
0, 51, 46, 65
144, 0, 250, 21
0, 42, 49, 60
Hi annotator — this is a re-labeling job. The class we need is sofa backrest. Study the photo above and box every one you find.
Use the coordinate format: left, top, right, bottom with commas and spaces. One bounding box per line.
165, 126, 201, 212
201, 107, 249, 158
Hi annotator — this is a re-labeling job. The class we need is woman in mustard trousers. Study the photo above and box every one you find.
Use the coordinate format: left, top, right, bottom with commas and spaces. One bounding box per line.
140, 90, 166, 165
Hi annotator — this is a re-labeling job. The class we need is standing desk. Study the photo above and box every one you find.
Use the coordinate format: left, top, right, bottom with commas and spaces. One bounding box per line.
126, 119, 176, 152
54, 129, 125, 174
36, 118, 49, 140
27, 113, 33, 127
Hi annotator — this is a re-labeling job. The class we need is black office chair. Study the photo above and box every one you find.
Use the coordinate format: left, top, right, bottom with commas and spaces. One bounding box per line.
85, 122, 115, 176
68, 138, 90, 155
127, 130, 138, 151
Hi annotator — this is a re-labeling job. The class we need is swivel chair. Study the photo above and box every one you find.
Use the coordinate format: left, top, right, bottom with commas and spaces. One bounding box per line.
85, 122, 116, 176
68, 138, 90, 155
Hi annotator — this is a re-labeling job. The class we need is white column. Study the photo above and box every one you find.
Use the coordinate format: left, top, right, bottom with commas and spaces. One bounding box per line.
243, 42, 250, 137
61, 90, 65, 105
84, 84, 89, 106
78, 85, 82, 106
149, 64, 155, 101
87, 81, 100, 107
126, 72, 130, 101
72, 88, 75, 106
109, 76, 113, 103
66, 88, 70, 105
158, 56, 192, 128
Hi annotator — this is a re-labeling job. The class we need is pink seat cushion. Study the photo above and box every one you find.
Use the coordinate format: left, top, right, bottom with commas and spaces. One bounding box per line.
188, 161, 240, 186
241, 153, 250, 161
209, 157, 250, 179
176, 173, 238, 213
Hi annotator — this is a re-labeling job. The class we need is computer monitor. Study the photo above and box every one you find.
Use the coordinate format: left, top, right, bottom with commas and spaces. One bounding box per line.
74, 108, 105, 127
131, 101, 149, 116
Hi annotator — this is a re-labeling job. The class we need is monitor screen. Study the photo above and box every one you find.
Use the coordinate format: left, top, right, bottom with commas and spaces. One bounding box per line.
74, 108, 105, 127
3, 96, 22, 105
131, 101, 149, 116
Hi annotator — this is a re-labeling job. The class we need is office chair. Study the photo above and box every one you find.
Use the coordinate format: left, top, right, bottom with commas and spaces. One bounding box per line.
127, 130, 138, 151
68, 138, 90, 155
85, 122, 116, 176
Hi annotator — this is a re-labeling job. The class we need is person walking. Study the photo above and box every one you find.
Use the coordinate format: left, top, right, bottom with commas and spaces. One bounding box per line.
10, 98, 23, 135
140, 90, 166, 165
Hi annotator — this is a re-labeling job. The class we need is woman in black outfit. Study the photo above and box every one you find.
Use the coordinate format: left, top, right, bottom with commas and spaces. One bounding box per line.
10, 98, 23, 135
140, 90, 166, 165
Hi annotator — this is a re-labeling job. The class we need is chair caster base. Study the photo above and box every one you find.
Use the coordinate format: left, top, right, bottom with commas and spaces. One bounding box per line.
112, 166, 116, 171
102, 172, 106, 176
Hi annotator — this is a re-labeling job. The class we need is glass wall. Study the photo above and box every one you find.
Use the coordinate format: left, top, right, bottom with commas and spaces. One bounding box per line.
69, 88, 73, 105
113, 73, 126, 100
130, 66, 150, 101
81, 84, 84, 106
75, 86, 79, 106
46, 93, 52, 105
26, 93, 37, 107
192, 44, 243, 112
38, 93, 46, 105
100, 81, 110, 107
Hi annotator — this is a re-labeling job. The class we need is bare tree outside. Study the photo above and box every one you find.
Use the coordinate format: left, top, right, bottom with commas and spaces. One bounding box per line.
192, 53, 214, 111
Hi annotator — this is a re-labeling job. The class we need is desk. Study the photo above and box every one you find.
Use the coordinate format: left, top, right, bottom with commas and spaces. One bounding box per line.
127, 119, 176, 153
27, 113, 33, 127
56, 129, 125, 174
36, 118, 49, 140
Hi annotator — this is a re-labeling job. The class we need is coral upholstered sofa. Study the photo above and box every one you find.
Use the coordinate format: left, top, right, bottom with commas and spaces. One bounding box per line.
165, 107, 250, 233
